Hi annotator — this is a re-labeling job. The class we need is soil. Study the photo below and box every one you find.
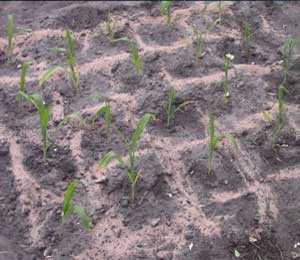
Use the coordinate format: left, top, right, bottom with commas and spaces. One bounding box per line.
1, 1, 300, 260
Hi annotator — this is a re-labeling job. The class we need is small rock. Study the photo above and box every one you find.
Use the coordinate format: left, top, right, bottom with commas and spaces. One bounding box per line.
43, 247, 52, 257
94, 176, 108, 184
151, 218, 160, 227
120, 197, 129, 207
224, 180, 229, 185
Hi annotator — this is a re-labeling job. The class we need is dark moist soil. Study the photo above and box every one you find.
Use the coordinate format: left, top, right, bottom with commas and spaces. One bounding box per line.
1, 1, 300, 260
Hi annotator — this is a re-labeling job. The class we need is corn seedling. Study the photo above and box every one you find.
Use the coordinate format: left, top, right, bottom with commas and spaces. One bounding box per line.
98, 113, 154, 204
272, 85, 288, 150
282, 37, 294, 84
223, 53, 234, 101
18, 61, 32, 103
92, 101, 111, 143
7, 15, 13, 62
105, 10, 114, 41
65, 30, 80, 89
208, 112, 238, 174
62, 180, 91, 231
39, 66, 64, 88
112, 37, 141, 75
19, 91, 49, 160
193, 27, 203, 63
243, 17, 251, 53
160, 0, 171, 28
58, 113, 87, 128
166, 88, 191, 127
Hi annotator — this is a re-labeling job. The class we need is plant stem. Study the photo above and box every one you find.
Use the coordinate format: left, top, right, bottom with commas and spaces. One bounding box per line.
131, 183, 136, 206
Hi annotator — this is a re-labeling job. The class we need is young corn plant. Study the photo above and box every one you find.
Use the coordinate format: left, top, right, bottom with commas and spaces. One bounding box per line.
7, 15, 13, 62
160, 0, 171, 28
19, 91, 49, 160
92, 101, 111, 143
272, 85, 288, 150
282, 37, 294, 84
18, 61, 32, 103
243, 17, 251, 54
193, 27, 203, 63
223, 53, 234, 101
65, 30, 80, 89
62, 180, 92, 231
166, 88, 191, 127
98, 113, 154, 204
208, 112, 238, 174
112, 37, 141, 76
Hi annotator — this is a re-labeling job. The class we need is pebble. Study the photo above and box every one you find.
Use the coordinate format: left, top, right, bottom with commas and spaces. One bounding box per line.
94, 176, 108, 184
151, 218, 160, 227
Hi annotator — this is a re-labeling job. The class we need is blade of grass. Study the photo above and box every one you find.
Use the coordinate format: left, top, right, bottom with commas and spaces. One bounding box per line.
39, 66, 64, 88
130, 113, 154, 151
74, 205, 92, 231
18, 61, 32, 102
62, 180, 76, 224
58, 113, 86, 128
7, 15, 13, 62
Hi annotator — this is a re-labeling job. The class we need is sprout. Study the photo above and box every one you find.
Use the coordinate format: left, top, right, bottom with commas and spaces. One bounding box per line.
160, 0, 171, 28
98, 113, 154, 204
111, 37, 141, 76
62, 180, 92, 231
243, 17, 251, 54
19, 92, 49, 160
92, 101, 111, 143
166, 88, 191, 127
65, 30, 80, 89
272, 84, 288, 150
208, 112, 238, 174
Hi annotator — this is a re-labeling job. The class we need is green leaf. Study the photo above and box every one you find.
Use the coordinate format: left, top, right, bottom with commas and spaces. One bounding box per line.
130, 42, 141, 75
58, 113, 86, 128
92, 105, 107, 125
19, 92, 49, 159
130, 113, 154, 151
7, 15, 13, 61
98, 151, 125, 169
49, 47, 67, 53
208, 112, 216, 174
18, 61, 32, 101
65, 30, 75, 68
111, 36, 130, 44
39, 66, 63, 88
262, 111, 273, 124
62, 180, 76, 221
74, 205, 92, 231
175, 101, 192, 113
62, 204, 74, 224
223, 133, 239, 151
16, 27, 32, 34
104, 102, 111, 142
